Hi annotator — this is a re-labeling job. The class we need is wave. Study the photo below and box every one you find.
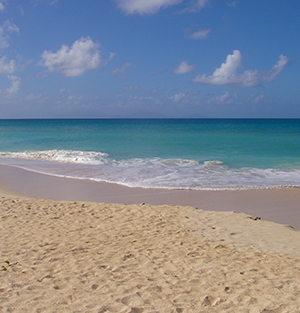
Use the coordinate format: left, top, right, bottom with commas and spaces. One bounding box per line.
1, 149, 300, 190
0, 149, 219, 168
0, 150, 109, 165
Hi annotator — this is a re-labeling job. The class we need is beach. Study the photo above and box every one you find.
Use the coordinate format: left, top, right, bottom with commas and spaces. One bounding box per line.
1, 0, 299, 306
1, 165, 300, 312
1, 164, 300, 229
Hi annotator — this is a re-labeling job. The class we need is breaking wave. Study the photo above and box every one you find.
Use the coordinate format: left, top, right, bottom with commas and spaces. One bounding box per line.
1, 149, 300, 190
0, 150, 109, 165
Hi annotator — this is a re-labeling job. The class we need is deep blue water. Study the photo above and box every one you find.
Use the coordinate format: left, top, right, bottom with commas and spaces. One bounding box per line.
0, 119, 300, 189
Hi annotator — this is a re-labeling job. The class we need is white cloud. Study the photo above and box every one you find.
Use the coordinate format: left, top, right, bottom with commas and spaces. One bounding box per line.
172, 92, 186, 102
146, 87, 166, 95
3, 20, 19, 33
192, 50, 288, 87
0, 56, 16, 74
6, 75, 21, 94
182, 0, 209, 13
227, 1, 239, 7
0, 20, 19, 49
67, 94, 76, 101
0, 32, 9, 49
111, 62, 132, 77
39, 37, 102, 77
25, 93, 49, 103
0, 2, 5, 11
188, 28, 210, 39
251, 92, 265, 104
169, 91, 198, 103
116, 0, 209, 15
55, 94, 83, 105
103, 52, 116, 66
116, 0, 182, 15
34, 0, 59, 6
174, 60, 196, 74
208, 91, 232, 104
59, 88, 71, 93
123, 85, 138, 91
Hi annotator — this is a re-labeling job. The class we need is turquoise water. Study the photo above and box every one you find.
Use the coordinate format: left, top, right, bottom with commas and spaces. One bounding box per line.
0, 119, 300, 189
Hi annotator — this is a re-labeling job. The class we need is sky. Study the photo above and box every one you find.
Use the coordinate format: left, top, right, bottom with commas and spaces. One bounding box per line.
0, 0, 299, 118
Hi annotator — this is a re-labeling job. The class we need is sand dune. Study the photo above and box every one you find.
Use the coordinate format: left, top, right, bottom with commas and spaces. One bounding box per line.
1, 196, 300, 312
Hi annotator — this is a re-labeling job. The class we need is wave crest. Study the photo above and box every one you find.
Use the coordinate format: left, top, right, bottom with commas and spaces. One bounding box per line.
1, 149, 300, 189
0, 150, 109, 165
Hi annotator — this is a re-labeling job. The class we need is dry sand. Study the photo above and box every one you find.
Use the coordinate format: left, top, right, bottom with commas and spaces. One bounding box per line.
1, 195, 300, 312
1, 164, 300, 229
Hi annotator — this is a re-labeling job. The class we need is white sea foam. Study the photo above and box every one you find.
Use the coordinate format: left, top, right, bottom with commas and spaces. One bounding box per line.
203, 160, 228, 169
1, 149, 300, 190
0, 150, 109, 165
162, 159, 200, 166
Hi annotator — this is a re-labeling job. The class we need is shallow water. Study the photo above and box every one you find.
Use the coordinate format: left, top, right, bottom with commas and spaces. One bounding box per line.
1, 118, 300, 189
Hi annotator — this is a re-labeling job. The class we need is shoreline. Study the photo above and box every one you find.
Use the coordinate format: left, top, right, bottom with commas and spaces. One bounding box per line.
1, 163, 300, 311
0, 163, 300, 229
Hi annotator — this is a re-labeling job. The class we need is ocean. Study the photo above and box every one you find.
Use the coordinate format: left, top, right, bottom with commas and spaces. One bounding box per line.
0, 118, 300, 190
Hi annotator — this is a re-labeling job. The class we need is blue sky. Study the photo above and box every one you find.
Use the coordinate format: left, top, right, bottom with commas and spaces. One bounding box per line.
0, 0, 299, 118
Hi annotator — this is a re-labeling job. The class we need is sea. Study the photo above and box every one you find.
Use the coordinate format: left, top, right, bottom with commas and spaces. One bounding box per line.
0, 118, 300, 190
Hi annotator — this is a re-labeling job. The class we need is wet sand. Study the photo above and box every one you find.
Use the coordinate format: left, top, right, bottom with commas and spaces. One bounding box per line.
1, 163, 300, 312
0, 163, 299, 229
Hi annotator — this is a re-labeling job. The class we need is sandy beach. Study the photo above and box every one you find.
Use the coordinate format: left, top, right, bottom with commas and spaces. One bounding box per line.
1, 165, 300, 312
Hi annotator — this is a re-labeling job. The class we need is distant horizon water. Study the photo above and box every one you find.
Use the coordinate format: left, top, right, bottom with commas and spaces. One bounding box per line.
1, 118, 300, 190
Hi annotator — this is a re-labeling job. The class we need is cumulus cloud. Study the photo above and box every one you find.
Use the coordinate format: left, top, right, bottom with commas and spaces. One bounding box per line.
0, 56, 16, 74
227, 1, 239, 7
115, 0, 209, 15
34, 0, 59, 6
3, 20, 19, 33
171, 92, 186, 102
25, 93, 49, 103
207, 91, 232, 104
0, 34, 9, 49
187, 28, 210, 39
192, 50, 288, 87
250, 92, 265, 104
6, 75, 21, 94
168, 91, 198, 104
38, 37, 102, 77
146, 87, 166, 95
55, 94, 83, 106
59, 88, 71, 93
0, 20, 19, 49
174, 60, 196, 74
123, 85, 138, 91
111, 62, 132, 77
115, 0, 182, 15
181, 0, 209, 13
103, 52, 116, 66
